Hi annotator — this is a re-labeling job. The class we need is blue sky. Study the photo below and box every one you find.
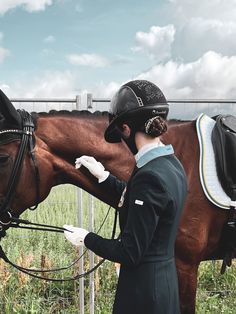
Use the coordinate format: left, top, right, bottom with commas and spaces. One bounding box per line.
1, 0, 236, 100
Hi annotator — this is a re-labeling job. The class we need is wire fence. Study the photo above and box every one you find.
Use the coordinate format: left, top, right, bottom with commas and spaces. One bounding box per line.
11, 94, 236, 118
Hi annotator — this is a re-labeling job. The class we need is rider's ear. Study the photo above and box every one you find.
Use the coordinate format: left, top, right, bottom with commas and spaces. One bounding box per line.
121, 123, 131, 138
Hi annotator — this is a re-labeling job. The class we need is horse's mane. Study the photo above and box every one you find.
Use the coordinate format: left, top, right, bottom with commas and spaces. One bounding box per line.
168, 118, 192, 124
32, 110, 109, 118
30, 110, 110, 129
169, 118, 191, 122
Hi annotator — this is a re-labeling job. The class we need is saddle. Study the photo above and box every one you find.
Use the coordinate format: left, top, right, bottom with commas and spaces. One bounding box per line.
211, 114, 236, 273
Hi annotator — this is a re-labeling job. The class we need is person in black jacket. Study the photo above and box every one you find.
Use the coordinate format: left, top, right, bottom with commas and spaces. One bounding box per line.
64, 80, 187, 314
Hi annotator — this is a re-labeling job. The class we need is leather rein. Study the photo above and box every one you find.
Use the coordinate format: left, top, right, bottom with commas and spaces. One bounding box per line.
0, 110, 118, 281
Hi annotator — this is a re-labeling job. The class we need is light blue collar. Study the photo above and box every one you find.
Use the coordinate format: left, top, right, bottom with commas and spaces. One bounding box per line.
135, 142, 165, 161
136, 145, 174, 168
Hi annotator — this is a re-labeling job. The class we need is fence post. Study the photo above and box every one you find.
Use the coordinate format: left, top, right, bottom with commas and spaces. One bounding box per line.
76, 96, 84, 313
89, 194, 95, 314
76, 95, 81, 110
77, 188, 84, 314
87, 93, 93, 110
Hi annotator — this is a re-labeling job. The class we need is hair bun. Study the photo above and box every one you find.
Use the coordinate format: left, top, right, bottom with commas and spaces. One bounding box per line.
144, 116, 167, 137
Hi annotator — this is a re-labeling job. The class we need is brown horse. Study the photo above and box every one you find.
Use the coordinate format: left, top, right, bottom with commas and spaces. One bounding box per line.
0, 97, 231, 313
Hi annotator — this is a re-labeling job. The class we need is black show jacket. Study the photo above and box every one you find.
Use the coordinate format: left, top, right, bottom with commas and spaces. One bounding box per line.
85, 150, 187, 314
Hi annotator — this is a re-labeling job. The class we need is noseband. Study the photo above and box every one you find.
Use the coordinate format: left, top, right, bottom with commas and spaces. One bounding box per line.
0, 110, 40, 236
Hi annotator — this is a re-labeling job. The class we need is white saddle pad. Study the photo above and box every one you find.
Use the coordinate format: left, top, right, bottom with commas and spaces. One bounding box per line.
196, 113, 234, 209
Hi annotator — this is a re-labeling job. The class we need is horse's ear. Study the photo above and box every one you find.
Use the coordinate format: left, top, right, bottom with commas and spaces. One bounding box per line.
0, 89, 21, 127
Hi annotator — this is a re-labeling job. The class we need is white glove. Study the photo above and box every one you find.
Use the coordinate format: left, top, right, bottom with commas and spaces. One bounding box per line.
63, 225, 89, 246
75, 155, 109, 183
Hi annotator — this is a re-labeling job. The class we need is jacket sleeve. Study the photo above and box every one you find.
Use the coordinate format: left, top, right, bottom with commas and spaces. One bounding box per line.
100, 174, 127, 207
84, 171, 168, 267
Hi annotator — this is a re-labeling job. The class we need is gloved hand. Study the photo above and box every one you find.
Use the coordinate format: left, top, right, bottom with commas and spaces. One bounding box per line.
64, 225, 89, 246
75, 155, 109, 183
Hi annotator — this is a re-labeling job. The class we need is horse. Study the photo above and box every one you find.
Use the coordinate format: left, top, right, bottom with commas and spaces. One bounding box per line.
0, 91, 232, 314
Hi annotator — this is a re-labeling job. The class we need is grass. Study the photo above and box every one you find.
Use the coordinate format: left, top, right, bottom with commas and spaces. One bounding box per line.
0, 185, 117, 314
196, 260, 236, 313
0, 184, 235, 313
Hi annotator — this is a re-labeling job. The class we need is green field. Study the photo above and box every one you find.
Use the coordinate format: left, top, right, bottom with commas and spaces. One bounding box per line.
0, 185, 235, 313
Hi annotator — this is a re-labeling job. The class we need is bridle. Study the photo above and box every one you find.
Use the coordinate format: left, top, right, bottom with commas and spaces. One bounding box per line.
0, 109, 40, 231
0, 109, 118, 281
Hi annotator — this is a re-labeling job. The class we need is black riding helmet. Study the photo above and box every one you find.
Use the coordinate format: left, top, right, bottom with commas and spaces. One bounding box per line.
104, 80, 169, 143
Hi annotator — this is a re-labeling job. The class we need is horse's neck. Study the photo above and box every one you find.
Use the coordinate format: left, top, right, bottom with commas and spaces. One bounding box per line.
36, 114, 105, 157
34, 114, 197, 207
163, 120, 198, 176
33, 112, 134, 208
35, 115, 196, 182
35, 112, 134, 182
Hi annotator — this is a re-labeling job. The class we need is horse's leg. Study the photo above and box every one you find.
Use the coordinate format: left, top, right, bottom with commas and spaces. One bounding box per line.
176, 258, 199, 314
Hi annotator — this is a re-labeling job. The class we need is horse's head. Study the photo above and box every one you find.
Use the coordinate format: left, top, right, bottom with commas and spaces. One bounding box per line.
0, 90, 44, 236
0, 90, 137, 236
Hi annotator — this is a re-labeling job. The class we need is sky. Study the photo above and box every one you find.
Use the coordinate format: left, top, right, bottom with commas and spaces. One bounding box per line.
1, 0, 236, 103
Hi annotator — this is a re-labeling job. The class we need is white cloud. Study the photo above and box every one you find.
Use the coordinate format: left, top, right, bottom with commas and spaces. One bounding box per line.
67, 53, 109, 67
167, 0, 236, 21
0, 84, 10, 92
111, 54, 132, 66
0, 71, 81, 112
5, 51, 236, 101
132, 25, 176, 62
5, 71, 79, 98
43, 35, 55, 43
0, 0, 53, 15
0, 72, 120, 112
92, 81, 120, 98
135, 51, 236, 99
3, 51, 236, 116
174, 18, 236, 60
158, 1, 236, 62
3, 0, 236, 108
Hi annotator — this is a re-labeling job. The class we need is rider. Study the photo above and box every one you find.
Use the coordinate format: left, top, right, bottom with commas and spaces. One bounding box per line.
64, 80, 187, 314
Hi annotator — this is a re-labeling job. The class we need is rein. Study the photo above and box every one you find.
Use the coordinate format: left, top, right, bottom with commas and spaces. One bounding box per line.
0, 205, 118, 282
0, 109, 119, 281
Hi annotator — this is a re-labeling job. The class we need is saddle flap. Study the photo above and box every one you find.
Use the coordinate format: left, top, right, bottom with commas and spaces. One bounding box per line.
212, 114, 236, 200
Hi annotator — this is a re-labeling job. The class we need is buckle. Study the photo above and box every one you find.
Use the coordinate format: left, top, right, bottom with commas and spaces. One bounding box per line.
0, 211, 12, 225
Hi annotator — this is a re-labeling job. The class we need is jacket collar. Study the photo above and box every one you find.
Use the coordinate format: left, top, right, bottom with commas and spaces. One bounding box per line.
136, 144, 174, 168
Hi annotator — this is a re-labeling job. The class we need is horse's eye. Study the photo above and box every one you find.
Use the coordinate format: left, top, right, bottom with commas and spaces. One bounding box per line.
0, 154, 9, 164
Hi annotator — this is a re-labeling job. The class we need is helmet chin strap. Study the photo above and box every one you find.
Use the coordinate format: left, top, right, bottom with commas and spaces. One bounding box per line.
121, 122, 138, 155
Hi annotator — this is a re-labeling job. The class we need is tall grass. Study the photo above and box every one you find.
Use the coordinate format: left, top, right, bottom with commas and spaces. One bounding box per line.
0, 185, 235, 313
196, 261, 236, 313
